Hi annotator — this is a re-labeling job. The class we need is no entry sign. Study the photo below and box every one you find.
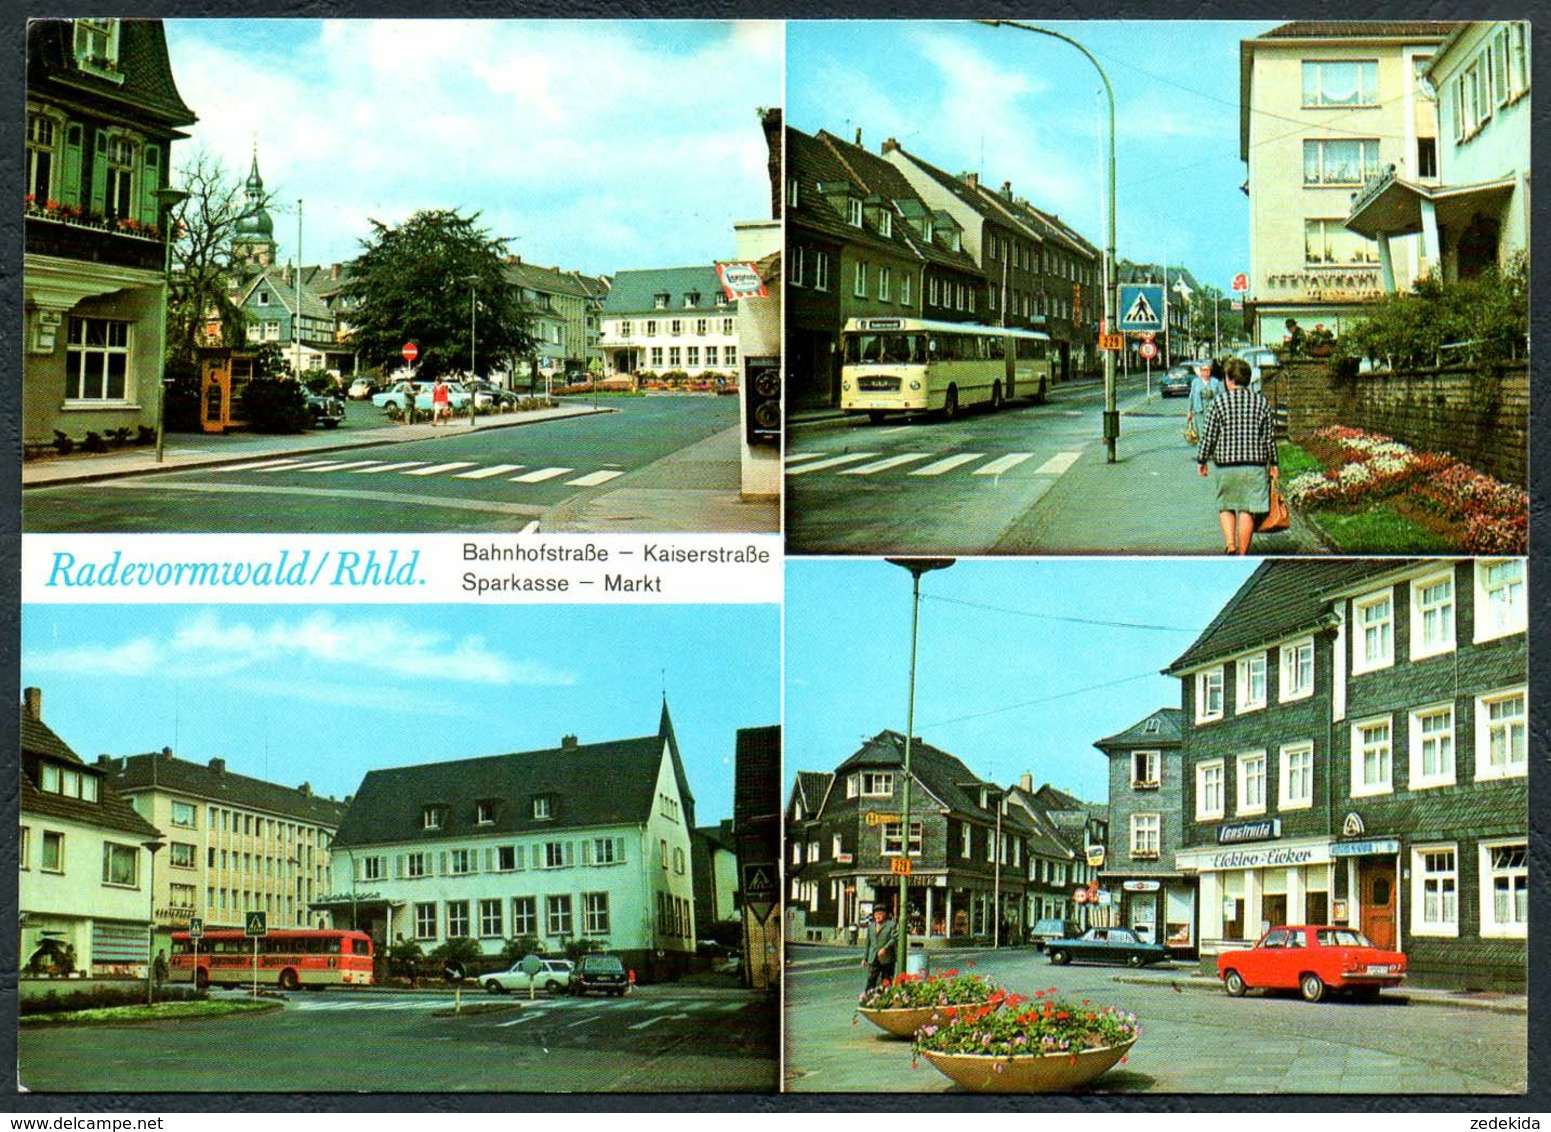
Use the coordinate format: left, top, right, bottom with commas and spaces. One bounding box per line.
401, 342, 419, 364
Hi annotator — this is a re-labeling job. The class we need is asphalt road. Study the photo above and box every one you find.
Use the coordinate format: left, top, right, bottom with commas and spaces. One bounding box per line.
784, 948, 1526, 1094
19, 985, 777, 1093
24, 395, 742, 534
785, 372, 1159, 555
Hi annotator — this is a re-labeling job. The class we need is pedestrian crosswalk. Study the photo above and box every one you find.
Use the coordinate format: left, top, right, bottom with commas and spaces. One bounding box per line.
207, 457, 628, 491
786, 448, 1083, 482
270, 993, 754, 1019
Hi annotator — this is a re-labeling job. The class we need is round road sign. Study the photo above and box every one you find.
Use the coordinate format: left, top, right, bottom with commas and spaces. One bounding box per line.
1140, 341, 1159, 360
402, 342, 419, 364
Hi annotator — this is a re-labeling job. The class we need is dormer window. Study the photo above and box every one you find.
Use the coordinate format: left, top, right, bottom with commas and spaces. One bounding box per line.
74, 19, 121, 75
948, 230, 962, 252
923, 221, 934, 241
36, 760, 98, 802
848, 199, 863, 227
476, 801, 497, 826
879, 212, 893, 238
654, 293, 669, 309
533, 795, 554, 820
422, 805, 444, 831
1143, 718, 1161, 735
684, 292, 700, 308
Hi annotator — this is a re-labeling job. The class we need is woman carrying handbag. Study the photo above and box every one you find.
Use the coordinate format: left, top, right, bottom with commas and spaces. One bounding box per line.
1196, 357, 1280, 554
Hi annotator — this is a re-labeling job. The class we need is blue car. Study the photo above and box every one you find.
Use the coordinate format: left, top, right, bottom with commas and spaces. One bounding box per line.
1044, 927, 1169, 968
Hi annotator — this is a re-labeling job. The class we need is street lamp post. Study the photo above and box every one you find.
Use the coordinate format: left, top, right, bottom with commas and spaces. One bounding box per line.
977, 20, 1119, 462
465, 274, 480, 428
883, 557, 955, 977
992, 788, 1003, 950
153, 187, 189, 464
143, 838, 166, 1005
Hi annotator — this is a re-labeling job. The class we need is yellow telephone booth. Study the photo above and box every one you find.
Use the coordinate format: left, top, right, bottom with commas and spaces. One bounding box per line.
199, 349, 257, 433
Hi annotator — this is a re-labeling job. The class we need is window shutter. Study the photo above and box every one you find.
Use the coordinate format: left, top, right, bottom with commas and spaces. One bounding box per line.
616, 837, 627, 863
470, 849, 480, 874
59, 123, 84, 206
395, 854, 405, 879
485, 847, 496, 871
564, 841, 575, 867
515, 845, 525, 871
89, 129, 108, 212
439, 851, 448, 876
138, 143, 160, 226
581, 840, 591, 865
353, 858, 362, 883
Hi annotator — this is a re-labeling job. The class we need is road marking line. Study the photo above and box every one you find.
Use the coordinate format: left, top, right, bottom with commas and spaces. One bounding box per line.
972, 453, 1035, 476
298, 460, 383, 473
784, 451, 829, 464
498, 1011, 546, 1027
511, 467, 573, 483
627, 1012, 690, 1031
520, 520, 541, 534
245, 460, 346, 473
348, 461, 429, 474
837, 453, 935, 476
567, 1015, 605, 1028
216, 458, 308, 472
878, 426, 915, 435
712, 1002, 746, 1013
402, 462, 478, 476
454, 464, 525, 479
784, 453, 881, 476
1035, 451, 1083, 475
909, 453, 984, 477
566, 469, 625, 487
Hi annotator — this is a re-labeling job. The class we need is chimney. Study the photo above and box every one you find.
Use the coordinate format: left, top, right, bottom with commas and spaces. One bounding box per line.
298, 782, 312, 796
22, 686, 41, 722
330, 263, 339, 281
161, 746, 174, 760
962, 172, 979, 189
1001, 181, 1014, 199
209, 758, 226, 774
1019, 773, 1033, 793
96, 754, 115, 769
560, 734, 579, 750
855, 127, 863, 146
881, 137, 900, 155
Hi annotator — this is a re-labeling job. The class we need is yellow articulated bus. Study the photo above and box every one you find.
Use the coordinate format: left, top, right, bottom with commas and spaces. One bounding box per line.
839, 317, 1056, 423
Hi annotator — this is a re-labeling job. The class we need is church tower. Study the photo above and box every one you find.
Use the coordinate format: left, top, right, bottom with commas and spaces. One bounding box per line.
231, 141, 278, 267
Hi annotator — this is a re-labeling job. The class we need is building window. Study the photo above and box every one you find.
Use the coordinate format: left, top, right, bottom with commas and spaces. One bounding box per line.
422, 806, 443, 830
583, 892, 610, 935
617, 320, 632, 339
507, 896, 535, 936
1304, 218, 1379, 266
686, 346, 699, 367
668, 347, 681, 367
1279, 637, 1315, 701
545, 841, 571, 869
1409, 704, 1456, 788
1351, 717, 1393, 797
1410, 572, 1455, 659
1278, 742, 1314, 810
847, 198, 862, 227
787, 178, 800, 207
449, 848, 473, 875
705, 346, 718, 366
170, 801, 196, 828
169, 842, 196, 869
1474, 559, 1526, 641
901, 273, 912, 307
1302, 60, 1378, 108
831, 833, 843, 859
1131, 750, 1159, 788
1302, 139, 1382, 186
878, 266, 891, 302
879, 211, 892, 238
1235, 653, 1268, 712
861, 772, 893, 797
645, 320, 657, 337
1416, 136, 1438, 178
532, 796, 552, 821
649, 347, 663, 368
102, 842, 138, 887
74, 18, 120, 72
65, 318, 131, 403
960, 824, 971, 858
880, 821, 923, 857
1130, 814, 1160, 858
546, 894, 573, 936
446, 900, 470, 938
1411, 845, 1458, 936
407, 852, 428, 879
414, 902, 437, 940
1476, 688, 1527, 780
472, 898, 502, 938
813, 251, 831, 292
928, 277, 941, 306
1353, 590, 1394, 673
1236, 751, 1267, 816
41, 831, 64, 873
653, 293, 668, 310
673, 846, 685, 874
1196, 761, 1224, 820
26, 110, 59, 201
105, 135, 137, 218
1480, 840, 1527, 938
788, 246, 804, 288
722, 317, 734, 336
1195, 667, 1224, 723
362, 856, 382, 882
853, 261, 867, 299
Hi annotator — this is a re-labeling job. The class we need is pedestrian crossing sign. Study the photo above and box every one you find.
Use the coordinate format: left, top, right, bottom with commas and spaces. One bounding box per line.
245, 911, 267, 938
1119, 285, 1165, 331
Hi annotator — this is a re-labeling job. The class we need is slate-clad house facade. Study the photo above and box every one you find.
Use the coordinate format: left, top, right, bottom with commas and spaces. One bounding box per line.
23, 18, 197, 447
330, 707, 699, 981
1167, 558, 1527, 989
19, 688, 164, 978
600, 266, 739, 381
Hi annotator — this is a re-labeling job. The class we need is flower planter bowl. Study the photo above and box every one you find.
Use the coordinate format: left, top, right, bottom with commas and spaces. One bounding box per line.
920, 1037, 1136, 1093
856, 1005, 952, 1039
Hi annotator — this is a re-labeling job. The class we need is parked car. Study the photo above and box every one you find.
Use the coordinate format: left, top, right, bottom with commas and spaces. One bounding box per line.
481, 957, 573, 995
1029, 918, 1080, 952
468, 380, 518, 409
347, 377, 379, 400
1160, 364, 1195, 398
1044, 926, 1169, 968
372, 382, 427, 412
568, 953, 629, 996
1216, 925, 1408, 1003
306, 392, 345, 429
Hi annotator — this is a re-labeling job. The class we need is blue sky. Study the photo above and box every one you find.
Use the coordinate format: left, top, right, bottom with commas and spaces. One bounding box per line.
786, 559, 1258, 803
21, 604, 779, 825
787, 20, 1281, 292
162, 20, 784, 275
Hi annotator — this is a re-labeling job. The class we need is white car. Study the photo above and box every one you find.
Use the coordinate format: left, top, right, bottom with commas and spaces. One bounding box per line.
481, 957, 574, 995
1234, 346, 1278, 391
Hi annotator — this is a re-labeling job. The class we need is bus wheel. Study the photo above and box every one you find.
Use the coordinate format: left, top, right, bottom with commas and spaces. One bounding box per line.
1034, 376, 1048, 404
990, 381, 1003, 410
941, 386, 959, 420
868, 411, 887, 424
279, 968, 300, 992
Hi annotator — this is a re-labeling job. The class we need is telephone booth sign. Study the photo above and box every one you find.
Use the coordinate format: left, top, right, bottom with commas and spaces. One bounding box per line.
199, 348, 258, 433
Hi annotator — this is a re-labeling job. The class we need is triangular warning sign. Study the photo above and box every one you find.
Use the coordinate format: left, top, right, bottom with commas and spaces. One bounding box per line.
1123, 292, 1159, 325
744, 864, 774, 894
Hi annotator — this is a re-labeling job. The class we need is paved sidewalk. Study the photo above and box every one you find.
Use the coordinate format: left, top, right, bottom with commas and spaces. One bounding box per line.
22, 402, 614, 488
1109, 969, 1526, 1015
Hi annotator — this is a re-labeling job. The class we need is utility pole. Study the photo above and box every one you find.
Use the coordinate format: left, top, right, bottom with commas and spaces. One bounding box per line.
294, 199, 303, 380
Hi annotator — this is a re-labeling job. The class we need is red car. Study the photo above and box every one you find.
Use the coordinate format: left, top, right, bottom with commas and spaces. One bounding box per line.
1216, 925, 1407, 1003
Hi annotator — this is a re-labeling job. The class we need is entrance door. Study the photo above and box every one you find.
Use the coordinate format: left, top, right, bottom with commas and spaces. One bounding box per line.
1129, 895, 1157, 943
1358, 858, 1397, 950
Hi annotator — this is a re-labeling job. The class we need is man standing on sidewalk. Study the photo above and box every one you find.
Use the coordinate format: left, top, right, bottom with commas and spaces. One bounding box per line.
859, 905, 897, 1001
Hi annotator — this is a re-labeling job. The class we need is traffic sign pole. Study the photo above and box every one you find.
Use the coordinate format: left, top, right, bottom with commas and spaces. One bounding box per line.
252, 936, 258, 999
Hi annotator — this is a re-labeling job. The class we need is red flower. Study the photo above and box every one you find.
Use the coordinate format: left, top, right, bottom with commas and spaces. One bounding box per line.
943, 969, 958, 978
1056, 1011, 1069, 1020
967, 961, 976, 968
1033, 989, 1044, 998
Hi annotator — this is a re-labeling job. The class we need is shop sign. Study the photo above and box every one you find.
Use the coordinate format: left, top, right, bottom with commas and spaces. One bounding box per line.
1342, 812, 1366, 837
1085, 846, 1105, 868
1205, 845, 1326, 870
1097, 891, 1113, 906
1217, 819, 1281, 845
1331, 839, 1401, 857
1122, 881, 1160, 892
864, 812, 902, 826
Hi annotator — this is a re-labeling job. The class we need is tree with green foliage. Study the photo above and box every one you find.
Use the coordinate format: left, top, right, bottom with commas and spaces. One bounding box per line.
563, 938, 604, 963
345, 209, 534, 380
386, 938, 424, 980
430, 936, 484, 968
501, 936, 545, 962
1188, 285, 1243, 356
1340, 252, 1527, 370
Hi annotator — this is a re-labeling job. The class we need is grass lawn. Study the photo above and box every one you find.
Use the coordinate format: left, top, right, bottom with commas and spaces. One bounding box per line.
1278, 442, 1325, 479
20, 1000, 281, 1027
1306, 503, 1455, 553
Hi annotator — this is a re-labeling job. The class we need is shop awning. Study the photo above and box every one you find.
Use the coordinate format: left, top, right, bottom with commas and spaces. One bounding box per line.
1346, 170, 1517, 239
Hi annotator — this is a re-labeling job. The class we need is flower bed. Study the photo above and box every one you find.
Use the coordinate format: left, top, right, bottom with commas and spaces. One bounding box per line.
859, 968, 997, 1011
1283, 426, 1525, 553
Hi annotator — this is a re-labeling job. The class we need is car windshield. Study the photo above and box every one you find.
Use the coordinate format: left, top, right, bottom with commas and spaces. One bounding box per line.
844, 333, 927, 365
1316, 928, 1375, 948
585, 956, 624, 971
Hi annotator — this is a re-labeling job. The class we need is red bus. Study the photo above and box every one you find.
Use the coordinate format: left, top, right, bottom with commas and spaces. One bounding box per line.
170, 929, 374, 990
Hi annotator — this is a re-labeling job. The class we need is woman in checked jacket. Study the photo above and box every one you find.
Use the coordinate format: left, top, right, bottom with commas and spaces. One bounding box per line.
1196, 357, 1278, 555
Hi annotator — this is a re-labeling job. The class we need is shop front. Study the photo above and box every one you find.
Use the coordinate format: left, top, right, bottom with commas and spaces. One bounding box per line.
1177, 832, 1336, 956
850, 872, 1018, 948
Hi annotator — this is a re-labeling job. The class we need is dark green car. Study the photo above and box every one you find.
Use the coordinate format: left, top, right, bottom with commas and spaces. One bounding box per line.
569, 953, 629, 996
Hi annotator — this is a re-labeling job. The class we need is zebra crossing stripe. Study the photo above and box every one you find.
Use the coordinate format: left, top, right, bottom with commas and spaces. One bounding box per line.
218, 458, 308, 472
784, 453, 881, 476
972, 453, 1035, 476
498, 1011, 546, 1027
349, 462, 430, 474
909, 453, 985, 476
511, 467, 573, 483
837, 453, 935, 476
402, 462, 478, 476
298, 460, 382, 473
454, 464, 525, 479
246, 460, 346, 473
1035, 451, 1082, 475
784, 452, 830, 464
566, 469, 625, 487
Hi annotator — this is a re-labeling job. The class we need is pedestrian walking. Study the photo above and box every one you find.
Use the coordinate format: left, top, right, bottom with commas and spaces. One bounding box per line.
399, 379, 418, 425
859, 905, 898, 1002
153, 948, 169, 988
1197, 357, 1279, 555
431, 377, 450, 426
1184, 359, 1225, 445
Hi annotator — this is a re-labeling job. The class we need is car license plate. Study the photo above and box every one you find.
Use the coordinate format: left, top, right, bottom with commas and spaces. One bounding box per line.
1365, 964, 1392, 975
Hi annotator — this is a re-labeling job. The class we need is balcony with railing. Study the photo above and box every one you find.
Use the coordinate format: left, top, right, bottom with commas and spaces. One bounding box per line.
25, 198, 167, 273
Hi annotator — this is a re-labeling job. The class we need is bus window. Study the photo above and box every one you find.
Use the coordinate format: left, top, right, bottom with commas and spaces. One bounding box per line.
172, 940, 191, 955
326, 938, 342, 954
844, 333, 925, 365
1016, 338, 1047, 362
352, 938, 372, 956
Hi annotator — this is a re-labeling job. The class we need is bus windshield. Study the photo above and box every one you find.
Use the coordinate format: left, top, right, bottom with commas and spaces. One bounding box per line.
844, 333, 927, 365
